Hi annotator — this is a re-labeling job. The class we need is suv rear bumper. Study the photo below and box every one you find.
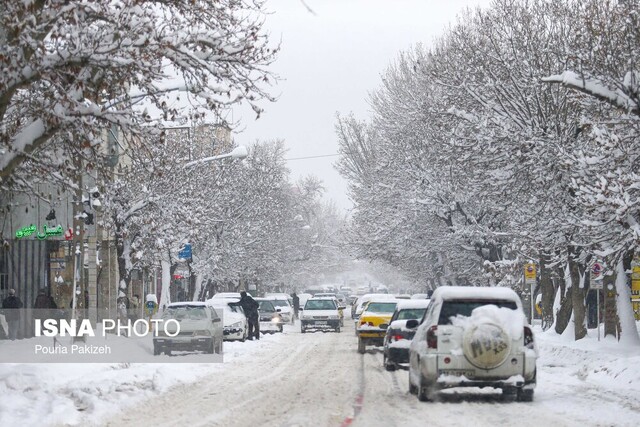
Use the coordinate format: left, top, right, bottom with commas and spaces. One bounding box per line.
419, 352, 536, 389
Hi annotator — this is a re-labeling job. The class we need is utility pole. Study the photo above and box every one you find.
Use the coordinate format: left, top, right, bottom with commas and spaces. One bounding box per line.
71, 157, 85, 319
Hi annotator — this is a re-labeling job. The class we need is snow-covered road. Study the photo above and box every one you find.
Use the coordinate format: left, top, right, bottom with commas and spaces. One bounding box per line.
95, 320, 640, 427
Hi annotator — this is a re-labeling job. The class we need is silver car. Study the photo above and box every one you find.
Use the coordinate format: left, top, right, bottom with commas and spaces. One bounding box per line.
408, 286, 537, 402
153, 302, 223, 356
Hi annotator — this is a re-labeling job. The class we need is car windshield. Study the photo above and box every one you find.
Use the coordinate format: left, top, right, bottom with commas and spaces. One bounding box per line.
305, 299, 336, 310
270, 300, 289, 307
438, 299, 518, 325
365, 302, 397, 313
396, 308, 426, 320
227, 304, 242, 313
163, 306, 207, 320
258, 300, 275, 312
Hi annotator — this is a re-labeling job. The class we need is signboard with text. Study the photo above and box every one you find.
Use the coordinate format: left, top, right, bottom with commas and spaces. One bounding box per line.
524, 263, 537, 285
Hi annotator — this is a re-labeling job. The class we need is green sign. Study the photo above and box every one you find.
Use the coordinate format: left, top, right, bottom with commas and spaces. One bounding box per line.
15, 224, 63, 240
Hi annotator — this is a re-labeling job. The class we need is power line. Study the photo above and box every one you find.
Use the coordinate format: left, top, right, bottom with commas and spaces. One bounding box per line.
284, 153, 342, 161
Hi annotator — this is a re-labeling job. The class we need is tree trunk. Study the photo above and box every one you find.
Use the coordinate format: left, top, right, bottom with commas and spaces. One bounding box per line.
603, 268, 618, 338
555, 264, 572, 334
539, 253, 555, 331
569, 250, 588, 340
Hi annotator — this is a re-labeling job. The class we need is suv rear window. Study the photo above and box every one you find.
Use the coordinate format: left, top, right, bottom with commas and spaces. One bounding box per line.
438, 299, 518, 325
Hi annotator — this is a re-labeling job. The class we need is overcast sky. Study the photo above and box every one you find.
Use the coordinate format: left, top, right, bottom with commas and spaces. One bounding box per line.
233, 0, 494, 213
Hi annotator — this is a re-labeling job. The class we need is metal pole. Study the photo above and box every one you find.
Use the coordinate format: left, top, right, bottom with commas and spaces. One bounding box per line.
597, 289, 601, 341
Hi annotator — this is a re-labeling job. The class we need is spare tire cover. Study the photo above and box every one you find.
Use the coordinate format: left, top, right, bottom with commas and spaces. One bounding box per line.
462, 322, 511, 369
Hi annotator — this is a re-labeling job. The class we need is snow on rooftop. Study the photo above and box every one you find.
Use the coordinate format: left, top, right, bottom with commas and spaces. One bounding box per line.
396, 299, 431, 310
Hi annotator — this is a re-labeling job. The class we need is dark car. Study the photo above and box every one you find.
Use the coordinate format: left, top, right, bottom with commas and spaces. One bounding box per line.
153, 302, 223, 356
382, 299, 430, 371
255, 298, 285, 333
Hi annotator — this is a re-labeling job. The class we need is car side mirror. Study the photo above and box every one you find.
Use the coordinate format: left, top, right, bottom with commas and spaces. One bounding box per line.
276, 308, 282, 312
379, 323, 388, 330
338, 306, 346, 310
406, 319, 419, 329
299, 307, 304, 311
212, 317, 221, 323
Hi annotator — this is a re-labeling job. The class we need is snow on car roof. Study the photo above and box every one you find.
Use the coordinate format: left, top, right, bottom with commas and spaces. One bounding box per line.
432, 286, 521, 304
359, 293, 396, 301
168, 301, 208, 307
396, 299, 431, 310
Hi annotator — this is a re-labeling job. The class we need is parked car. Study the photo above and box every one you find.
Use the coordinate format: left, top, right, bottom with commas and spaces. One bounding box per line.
352, 293, 395, 331
408, 286, 537, 402
265, 296, 294, 324
207, 298, 248, 342
153, 302, 223, 356
300, 297, 341, 333
410, 293, 432, 299
382, 299, 431, 371
356, 298, 397, 354
255, 298, 285, 333
210, 292, 249, 300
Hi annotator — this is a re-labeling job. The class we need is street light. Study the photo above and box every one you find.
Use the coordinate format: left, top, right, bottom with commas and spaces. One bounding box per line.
182, 145, 248, 169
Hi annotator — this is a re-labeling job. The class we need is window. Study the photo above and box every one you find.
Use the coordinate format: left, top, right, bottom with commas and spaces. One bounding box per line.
365, 302, 397, 314
438, 299, 518, 325
396, 308, 427, 320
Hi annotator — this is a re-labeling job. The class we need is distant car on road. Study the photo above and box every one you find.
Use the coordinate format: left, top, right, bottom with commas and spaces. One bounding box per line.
300, 297, 341, 333
356, 298, 397, 354
383, 299, 431, 371
255, 298, 284, 333
408, 286, 537, 402
265, 296, 294, 324
153, 302, 223, 356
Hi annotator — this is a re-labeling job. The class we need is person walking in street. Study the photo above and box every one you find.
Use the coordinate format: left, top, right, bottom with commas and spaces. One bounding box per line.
230, 291, 260, 340
292, 292, 300, 320
2, 289, 23, 340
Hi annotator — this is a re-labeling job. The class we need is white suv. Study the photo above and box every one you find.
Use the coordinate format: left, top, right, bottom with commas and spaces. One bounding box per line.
408, 286, 537, 402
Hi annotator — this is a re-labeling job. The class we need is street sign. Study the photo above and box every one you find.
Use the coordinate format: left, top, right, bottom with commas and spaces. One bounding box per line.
178, 243, 192, 260
524, 263, 536, 285
590, 260, 604, 290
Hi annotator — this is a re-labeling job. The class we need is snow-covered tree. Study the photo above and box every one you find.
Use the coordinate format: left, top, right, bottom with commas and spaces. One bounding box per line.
0, 0, 276, 193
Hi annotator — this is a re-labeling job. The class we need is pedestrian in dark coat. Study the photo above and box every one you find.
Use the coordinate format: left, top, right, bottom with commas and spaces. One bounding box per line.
2, 289, 23, 340
230, 291, 260, 340
292, 293, 300, 320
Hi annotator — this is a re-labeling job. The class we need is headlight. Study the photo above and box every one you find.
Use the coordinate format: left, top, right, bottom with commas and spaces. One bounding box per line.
229, 321, 243, 328
271, 316, 281, 323
193, 330, 212, 337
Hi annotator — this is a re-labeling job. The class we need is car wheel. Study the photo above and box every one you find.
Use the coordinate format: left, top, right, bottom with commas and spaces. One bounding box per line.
516, 388, 534, 402
278, 325, 283, 333
501, 387, 518, 402
335, 326, 341, 333
384, 354, 396, 371
153, 344, 160, 356
215, 340, 223, 354
164, 349, 172, 356
357, 337, 366, 354
408, 378, 418, 395
301, 325, 306, 334
418, 376, 436, 402
207, 340, 215, 354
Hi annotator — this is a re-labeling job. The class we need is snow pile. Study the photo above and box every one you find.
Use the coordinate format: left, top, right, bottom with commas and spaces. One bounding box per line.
451, 304, 526, 341
0, 333, 287, 426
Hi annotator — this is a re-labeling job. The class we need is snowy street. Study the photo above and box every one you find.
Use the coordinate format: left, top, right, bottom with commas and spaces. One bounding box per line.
84, 319, 640, 427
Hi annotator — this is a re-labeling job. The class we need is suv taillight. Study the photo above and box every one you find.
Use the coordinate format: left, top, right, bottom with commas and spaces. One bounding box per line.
426, 325, 438, 349
524, 326, 534, 349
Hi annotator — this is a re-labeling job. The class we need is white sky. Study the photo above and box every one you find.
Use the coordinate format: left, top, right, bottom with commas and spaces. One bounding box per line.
234, 0, 494, 213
